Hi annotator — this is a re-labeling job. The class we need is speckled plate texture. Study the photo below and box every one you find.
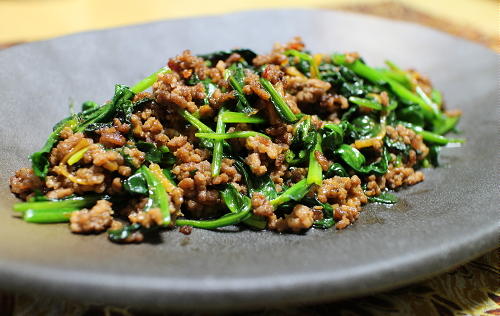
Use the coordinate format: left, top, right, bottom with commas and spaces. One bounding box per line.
0, 9, 498, 311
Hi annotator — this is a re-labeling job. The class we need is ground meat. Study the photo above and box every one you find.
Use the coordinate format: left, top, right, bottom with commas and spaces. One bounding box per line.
154, 71, 206, 113
70, 200, 113, 233
364, 174, 387, 197
167, 50, 208, 80
9, 168, 42, 199
50, 165, 107, 195
245, 153, 267, 175
49, 132, 85, 165
251, 192, 274, 217
91, 149, 124, 172
97, 126, 126, 148
316, 175, 367, 229
245, 136, 288, 160
286, 77, 331, 106
262, 64, 285, 84
314, 150, 331, 171
130, 108, 170, 146
167, 136, 210, 164
179, 225, 193, 235
385, 165, 425, 189
242, 72, 270, 100
252, 37, 304, 67
285, 204, 314, 232
172, 152, 242, 217
386, 124, 429, 165
265, 124, 293, 145
344, 52, 360, 63
46, 188, 74, 199
365, 164, 425, 195
284, 167, 308, 183
129, 208, 164, 228
319, 94, 349, 113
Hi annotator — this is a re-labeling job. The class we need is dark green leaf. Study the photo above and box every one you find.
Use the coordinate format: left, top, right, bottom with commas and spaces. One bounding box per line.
368, 192, 398, 204
123, 172, 148, 195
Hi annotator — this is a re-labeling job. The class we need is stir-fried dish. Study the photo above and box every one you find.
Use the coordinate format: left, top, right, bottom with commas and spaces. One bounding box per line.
9, 38, 463, 243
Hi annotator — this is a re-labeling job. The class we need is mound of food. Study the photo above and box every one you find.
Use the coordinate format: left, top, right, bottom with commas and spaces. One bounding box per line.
9, 37, 463, 243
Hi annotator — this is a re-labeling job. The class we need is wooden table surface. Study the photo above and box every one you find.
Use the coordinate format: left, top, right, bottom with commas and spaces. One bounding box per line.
0, 1, 498, 315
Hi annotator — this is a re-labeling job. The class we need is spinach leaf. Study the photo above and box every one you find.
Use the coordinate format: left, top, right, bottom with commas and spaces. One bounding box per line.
335, 145, 389, 175
325, 163, 348, 178
198, 49, 257, 65
351, 115, 380, 139
108, 223, 143, 243
136, 141, 175, 166
221, 184, 248, 214
226, 63, 254, 113
30, 117, 76, 178
368, 192, 398, 204
231, 158, 278, 200
123, 172, 148, 195
287, 117, 318, 165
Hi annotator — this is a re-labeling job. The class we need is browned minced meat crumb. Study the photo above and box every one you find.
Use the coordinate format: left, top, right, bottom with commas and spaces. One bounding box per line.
262, 64, 284, 84
365, 174, 387, 197
120, 147, 145, 169
251, 192, 274, 217
97, 126, 126, 148
242, 72, 270, 100
49, 132, 86, 165
285, 204, 314, 232
46, 188, 74, 200
245, 153, 267, 176
70, 200, 113, 233
168, 49, 207, 80
285, 77, 331, 106
365, 164, 425, 196
386, 124, 429, 165
314, 150, 331, 171
130, 108, 170, 146
167, 135, 210, 164
316, 176, 367, 229
265, 124, 293, 146
9, 168, 42, 199
284, 167, 308, 183
407, 69, 433, 95
129, 208, 164, 228
48, 164, 108, 195
267, 204, 314, 233
173, 153, 242, 217
245, 136, 288, 160
153, 71, 206, 114
179, 225, 193, 235
320, 94, 349, 113
385, 165, 425, 189
252, 36, 304, 67
345, 52, 360, 63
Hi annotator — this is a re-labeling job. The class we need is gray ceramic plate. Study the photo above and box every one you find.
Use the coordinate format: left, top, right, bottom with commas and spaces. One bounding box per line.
0, 9, 498, 311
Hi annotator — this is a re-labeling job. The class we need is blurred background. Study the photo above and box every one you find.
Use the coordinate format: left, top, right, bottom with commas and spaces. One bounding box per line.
0, 0, 498, 51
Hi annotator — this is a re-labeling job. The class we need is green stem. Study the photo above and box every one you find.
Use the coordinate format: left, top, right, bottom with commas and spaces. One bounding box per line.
177, 109, 213, 133
176, 208, 251, 229
221, 112, 265, 124
259, 78, 297, 123
140, 166, 171, 226
349, 96, 383, 110
196, 131, 269, 140
23, 209, 73, 223
211, 108, 226, 177
13, 195, 102, 212
270, 179, 311, 207
307, 134, 323, 185
131, 67, 170, 94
